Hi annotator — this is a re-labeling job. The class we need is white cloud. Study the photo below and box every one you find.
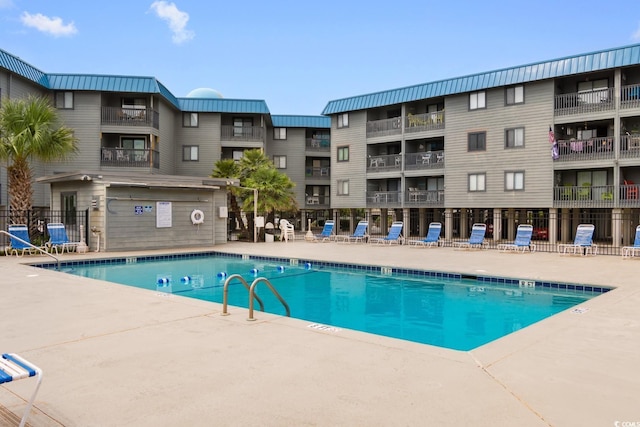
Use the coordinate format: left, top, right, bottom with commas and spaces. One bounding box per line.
20, 12, 77, 37
149, 1, 194, 44
633, 22, 640, 41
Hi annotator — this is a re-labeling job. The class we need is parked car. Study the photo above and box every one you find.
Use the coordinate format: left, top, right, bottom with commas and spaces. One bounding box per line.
532, 227, 548, 240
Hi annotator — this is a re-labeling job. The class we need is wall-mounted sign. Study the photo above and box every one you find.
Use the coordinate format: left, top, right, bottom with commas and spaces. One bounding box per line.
156, 201, 172, 228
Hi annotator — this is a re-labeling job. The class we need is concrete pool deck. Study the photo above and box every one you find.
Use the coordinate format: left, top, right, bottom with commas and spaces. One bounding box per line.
1, 242, 639, 426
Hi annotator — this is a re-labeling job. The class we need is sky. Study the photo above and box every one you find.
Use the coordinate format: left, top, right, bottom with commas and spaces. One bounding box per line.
1, 0, 640, 116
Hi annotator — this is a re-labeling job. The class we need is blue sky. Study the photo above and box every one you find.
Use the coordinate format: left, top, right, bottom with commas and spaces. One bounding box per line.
1, 0, 640, 115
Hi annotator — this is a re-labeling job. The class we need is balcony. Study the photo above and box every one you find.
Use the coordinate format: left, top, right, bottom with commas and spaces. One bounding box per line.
367, 153, 402, 172
404, 189, 444, 207
221, 125, 263, 141
405, 111, 444, 133
101, 107, 159, 129
554, 88, 615, 116
404, 150, 445, 170
366, 191, 402, 208
553, 185, 615, 208
366, 117, 402, 138
555, 137, 614, 162
620, 134, 640, 159
621, 83, 640, 110
305, 195, 330, 208
305, 138, 330, 151
305, 167, 330, 179
100, 147, 159, 169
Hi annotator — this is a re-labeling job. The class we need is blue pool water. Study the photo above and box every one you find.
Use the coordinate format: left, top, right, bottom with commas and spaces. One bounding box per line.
49, 253, 607, 351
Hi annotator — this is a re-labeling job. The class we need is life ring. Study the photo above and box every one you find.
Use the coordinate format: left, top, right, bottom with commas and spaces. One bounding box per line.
191, 209, 204, 225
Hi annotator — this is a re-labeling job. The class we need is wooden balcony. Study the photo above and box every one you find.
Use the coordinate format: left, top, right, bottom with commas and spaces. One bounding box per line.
100, 148, 159, 169
554, 88, 615, 116
305, 138, 330, 151
404, 151, 445, 170
555, 137, 614, 162
405, 111, 444, 133
221, 125, 263, 141
101, 107, 159, 129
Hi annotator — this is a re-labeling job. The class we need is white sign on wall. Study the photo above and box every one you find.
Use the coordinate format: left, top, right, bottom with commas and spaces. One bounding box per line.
156, 201, 172, 228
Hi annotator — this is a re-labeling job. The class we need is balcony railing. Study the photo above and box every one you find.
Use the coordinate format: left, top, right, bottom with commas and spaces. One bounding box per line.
621, 84, 640, 109
366, 117, 402, 138
367, 153, 402, 172
305, 167, 330, 178
620, 134, 640, 158
100, 147, 159, 168
366, 191, 402, 208
404, 189, 444, 207
554, 185, 615, 208
101, 107, 159, 129
554, 88, 615, 116
404, 150, 445, 170
221, 125, 263, 141
555, 137, 614, 162
305, 195, 330, 207
405, 111, 444, 133
305, 138, 330, 151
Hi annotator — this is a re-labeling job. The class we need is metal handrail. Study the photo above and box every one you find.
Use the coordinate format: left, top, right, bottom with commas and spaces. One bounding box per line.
221, 274, 264, 315
1, 230, 60, 270
247, 277, 290, 321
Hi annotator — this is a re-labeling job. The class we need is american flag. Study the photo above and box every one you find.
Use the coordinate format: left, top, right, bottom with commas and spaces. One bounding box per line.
549, 127, 555, 144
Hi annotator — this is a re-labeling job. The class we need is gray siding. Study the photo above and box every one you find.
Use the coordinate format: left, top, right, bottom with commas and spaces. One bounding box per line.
444, 81, 555, 208
157, 100, 178, 174
175, 112, 220, 177
331, 111, 367, 208
266, 127, 306, 207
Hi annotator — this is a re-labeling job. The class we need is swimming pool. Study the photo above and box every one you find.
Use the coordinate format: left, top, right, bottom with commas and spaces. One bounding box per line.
43, 252, 608, 351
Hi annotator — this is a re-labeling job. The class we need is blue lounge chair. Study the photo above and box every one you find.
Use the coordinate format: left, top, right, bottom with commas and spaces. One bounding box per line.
622, 225, 640, 258
558, 224, 597, 256
370, 221, 404, 245
408, 222, 442, 247
0, 353, 43, 427
498, 224, 536, 253
337, 220, 368, 243
313, 220, 335, 242
5, 224, 44, 256
46, 222, 80, 254
453, 223, 488, 249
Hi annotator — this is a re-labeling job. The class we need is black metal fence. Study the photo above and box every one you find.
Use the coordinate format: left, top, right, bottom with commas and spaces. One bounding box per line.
0, 209, 89, 249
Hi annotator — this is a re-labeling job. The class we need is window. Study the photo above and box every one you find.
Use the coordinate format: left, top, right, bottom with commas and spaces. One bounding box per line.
233, 117, 253, 137
273, 128, 286, 140
505, 171, 524, 191
469, 173, 486, 192
578, 79, 609, 103
505, 127, 525, 148
183, 112, 198, 127
337, 179, 349, 195
55, 92, 73, 109
337, 113, 349, 128
122, 98, 146, 110
121, 137, 146, 150
468, 132, 486, 151
469, 91, 486, 110
506, 85, 524, 105
337, 146, 349, 162
183, 145, 199, 161
273, 155, 287, 169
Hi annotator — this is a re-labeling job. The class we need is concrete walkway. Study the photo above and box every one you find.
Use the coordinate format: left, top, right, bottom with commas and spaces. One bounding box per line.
1, 242, 639, 426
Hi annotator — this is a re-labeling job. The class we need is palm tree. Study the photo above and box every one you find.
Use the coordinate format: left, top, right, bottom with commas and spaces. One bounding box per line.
211, 159, 245, 232
238, 148, 272, 179
244, 167, 297, 226
0, 95, 77, 224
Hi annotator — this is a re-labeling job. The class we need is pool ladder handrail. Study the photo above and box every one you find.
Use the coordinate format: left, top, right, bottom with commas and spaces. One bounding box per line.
1, 230, 60, 270
247, 277, 290, 321
221, 274, 265, 315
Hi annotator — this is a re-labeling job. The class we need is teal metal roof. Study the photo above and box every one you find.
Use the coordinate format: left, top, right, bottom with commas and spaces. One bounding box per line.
271, 115, 330, 128
0, 48, 49, 87
178, 98, 269, 114
322, 43, 640, 115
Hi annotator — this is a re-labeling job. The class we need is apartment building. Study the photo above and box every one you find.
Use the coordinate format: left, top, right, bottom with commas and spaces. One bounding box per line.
0, 48, 331, 240
322, 43, 640, 251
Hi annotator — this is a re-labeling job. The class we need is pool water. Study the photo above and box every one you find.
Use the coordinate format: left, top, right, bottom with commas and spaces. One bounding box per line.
56, 255, 603, 351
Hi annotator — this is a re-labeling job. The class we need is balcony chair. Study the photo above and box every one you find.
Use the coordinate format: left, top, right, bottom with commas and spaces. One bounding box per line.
624, 180, 638, 199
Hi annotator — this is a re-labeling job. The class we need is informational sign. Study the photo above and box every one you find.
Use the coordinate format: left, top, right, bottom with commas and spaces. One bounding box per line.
134, 206, 143, 215
156, 201, 172, 228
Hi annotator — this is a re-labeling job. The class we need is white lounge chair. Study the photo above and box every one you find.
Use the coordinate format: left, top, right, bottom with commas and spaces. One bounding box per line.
0, 353, 43, 427
622, 225, 640, 258
558, 224, 597, 256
